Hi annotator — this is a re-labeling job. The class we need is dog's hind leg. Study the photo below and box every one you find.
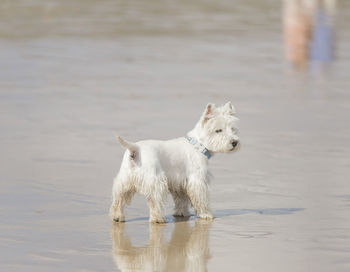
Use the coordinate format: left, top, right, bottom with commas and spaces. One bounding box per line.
110, 176, 135, 222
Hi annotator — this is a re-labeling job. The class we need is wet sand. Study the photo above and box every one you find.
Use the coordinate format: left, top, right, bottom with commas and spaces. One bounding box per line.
1, 1, 350, 271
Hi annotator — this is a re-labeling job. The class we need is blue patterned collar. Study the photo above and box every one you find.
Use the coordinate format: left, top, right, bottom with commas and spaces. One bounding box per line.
185, 136, 212, 159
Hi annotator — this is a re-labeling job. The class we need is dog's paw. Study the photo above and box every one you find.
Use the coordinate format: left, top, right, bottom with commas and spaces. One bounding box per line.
150, 217, 166, 224
198, 212, 214, 220
112, 216, 125, 222
173, 210, 191, 217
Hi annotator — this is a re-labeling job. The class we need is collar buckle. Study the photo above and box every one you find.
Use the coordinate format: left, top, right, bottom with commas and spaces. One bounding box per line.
185, 136, 212, 159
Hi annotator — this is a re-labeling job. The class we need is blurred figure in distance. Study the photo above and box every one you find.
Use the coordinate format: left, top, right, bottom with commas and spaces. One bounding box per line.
283, 0, 336, 72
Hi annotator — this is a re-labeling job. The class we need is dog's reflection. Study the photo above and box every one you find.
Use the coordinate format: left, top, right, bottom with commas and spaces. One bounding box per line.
111, 219, 211, 271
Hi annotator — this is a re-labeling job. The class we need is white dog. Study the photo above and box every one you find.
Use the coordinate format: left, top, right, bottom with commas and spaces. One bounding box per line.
110, 102, 240, 223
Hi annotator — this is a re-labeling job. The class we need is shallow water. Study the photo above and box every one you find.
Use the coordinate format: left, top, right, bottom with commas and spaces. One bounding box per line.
1, 0, 350, 271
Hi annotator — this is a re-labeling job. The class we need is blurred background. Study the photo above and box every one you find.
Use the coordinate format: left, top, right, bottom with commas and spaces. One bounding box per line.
1, 0, 350, 271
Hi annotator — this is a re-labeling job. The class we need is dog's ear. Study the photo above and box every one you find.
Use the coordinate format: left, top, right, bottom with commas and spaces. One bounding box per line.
223, 101, 236, 115
201, 103, 216, 125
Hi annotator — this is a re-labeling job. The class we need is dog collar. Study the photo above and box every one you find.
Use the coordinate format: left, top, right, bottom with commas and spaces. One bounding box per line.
185, 136, 212, 159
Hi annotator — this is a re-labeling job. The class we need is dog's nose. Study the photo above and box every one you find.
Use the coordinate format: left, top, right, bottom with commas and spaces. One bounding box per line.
232, 140, 238, 148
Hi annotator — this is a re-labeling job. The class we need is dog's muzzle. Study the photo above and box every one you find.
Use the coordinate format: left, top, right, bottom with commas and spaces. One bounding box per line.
230, 140, 240, 151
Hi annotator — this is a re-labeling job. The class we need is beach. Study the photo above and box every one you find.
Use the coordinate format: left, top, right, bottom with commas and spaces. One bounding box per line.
1, 0, 350, 271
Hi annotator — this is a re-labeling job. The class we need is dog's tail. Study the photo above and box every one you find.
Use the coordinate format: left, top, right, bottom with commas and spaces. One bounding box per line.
115, 134, 138, 153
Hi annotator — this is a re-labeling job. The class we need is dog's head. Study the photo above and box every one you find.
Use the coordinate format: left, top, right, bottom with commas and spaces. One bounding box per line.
195, 102, 241, 153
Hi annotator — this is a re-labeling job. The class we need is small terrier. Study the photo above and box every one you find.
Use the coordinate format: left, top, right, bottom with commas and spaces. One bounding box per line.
110, 102, 240, 223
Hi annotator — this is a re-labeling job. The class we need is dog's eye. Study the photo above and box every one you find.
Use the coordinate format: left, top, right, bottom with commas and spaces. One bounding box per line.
215, 129, 222, 133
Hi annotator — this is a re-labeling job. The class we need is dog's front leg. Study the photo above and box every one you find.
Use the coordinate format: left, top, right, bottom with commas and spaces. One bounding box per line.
172, 192, 191, 217
187, 178, 213, 220
146, 176, 168, 224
